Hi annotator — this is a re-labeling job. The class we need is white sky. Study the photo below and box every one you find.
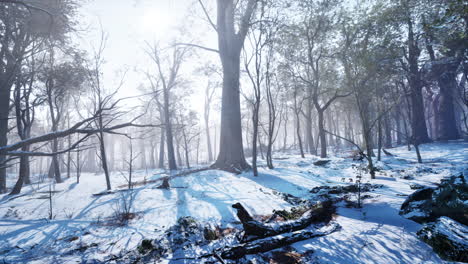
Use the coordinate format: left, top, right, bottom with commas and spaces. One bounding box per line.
77, 0, 220, 118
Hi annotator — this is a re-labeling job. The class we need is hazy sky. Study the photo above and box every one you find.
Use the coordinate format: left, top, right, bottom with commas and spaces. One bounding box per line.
78, 0, 219, 117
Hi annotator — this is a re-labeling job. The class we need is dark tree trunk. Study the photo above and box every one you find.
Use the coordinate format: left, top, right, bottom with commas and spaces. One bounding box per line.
407, 15, 431, 144
48, 138, 62, 183
176, 140, 182, 168
394, 110, 402, 145
306, 97, 316, 155
9, 145, 30, 195
437, 67, 460, 140
0, 80, 11, 193
215, 51, 250, 171
213, 0, 255, 172
384, 115, 392, 148
318, 110, 326, 158
158, 126, 165, 169
163, 87, 177, 170
99, 130, 111, 190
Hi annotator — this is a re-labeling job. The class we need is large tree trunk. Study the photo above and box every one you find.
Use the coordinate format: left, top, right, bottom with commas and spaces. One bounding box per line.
215, 51, 249, 171
0, 79, 11, 193
407, 15, 431, 144
10, 145, 30, 195
213, 0, 255, 172
163, 88, 177, 170
437, 63, 460, 140
410, 86, 431, 143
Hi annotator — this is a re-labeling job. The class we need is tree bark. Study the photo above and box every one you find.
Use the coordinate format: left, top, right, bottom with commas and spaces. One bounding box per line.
407, 14, 431, 144
232, 200, 335, 239
318, 110, 327, 158
213, 0, 256, 172
306, 97, 316, 155
158, 123, 165, 169
220, 223, 340, 260
163, 86, 177, 170
437, 62, 460, 140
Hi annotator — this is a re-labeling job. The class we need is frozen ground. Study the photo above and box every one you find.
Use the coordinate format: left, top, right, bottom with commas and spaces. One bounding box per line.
0, 141, 466, 263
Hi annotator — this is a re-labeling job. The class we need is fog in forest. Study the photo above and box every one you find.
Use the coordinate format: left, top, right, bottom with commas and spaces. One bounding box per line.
0, 0, 467, 263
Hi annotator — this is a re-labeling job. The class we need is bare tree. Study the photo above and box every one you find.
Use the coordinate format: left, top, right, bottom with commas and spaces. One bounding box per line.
145, 42, 190, 171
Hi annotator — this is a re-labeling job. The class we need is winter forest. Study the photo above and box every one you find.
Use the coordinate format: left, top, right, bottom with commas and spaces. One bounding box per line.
0, 0, 467, 263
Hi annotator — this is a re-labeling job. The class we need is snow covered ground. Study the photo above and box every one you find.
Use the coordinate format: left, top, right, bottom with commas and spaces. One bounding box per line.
0, 141, 466, 263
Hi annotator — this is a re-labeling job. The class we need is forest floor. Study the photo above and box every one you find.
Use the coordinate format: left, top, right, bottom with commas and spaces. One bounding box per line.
0, 141, 466, 263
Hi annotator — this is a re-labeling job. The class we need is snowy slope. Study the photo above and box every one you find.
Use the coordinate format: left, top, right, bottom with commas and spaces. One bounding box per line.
0, 141, 466, 263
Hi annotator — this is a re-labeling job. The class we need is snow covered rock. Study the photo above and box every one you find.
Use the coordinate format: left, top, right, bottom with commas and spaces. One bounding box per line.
400, 174, 468, 224
399, 187, 435, 223
432, 174, 468, 225
313, 160, 330, 166
417, 217, 468, 262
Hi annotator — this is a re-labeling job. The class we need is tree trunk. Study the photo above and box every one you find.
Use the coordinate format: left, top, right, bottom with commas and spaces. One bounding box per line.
318, 110, 327, 158
437, 69, 460, 140
9, 145, 30, 195
176, 140, 183, 168
296, 113, 305, 158
213, 0, 254, 172
215, 49, 250, 171
163, 86, 177, 170
205, 103, 213, 162
377, 117, 382, 161
306, 97, 316, 155
48, 138, 62, 183
252, 105, 259, 176
407, 15, 431, 144
0, 82, 10, 193
99, 130, 111, 190
384, 114, 392, 148
158, 128, 165, 169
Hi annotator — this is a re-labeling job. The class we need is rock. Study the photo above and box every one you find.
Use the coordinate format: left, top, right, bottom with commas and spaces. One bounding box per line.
432, 174, 468, 225
401, 175, 414, 180
399, 187, 435, 223
313, 160, 331, 166
296, 161, 310, 167
409, 183, 425, 190
400, 174, 468, 225
417, 217, 468, 262
137, 239, 153, 254
203, 224, 220, 241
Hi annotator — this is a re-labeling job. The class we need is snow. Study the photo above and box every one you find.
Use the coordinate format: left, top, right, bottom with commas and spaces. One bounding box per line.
0, 141, 466, 263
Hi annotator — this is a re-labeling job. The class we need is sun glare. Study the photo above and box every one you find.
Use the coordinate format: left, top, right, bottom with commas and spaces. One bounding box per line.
140, 7, 172, 37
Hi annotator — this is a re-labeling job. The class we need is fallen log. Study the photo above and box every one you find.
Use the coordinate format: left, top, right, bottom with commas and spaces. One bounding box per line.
116, 167, 210, 189
382, 149, 394, 156
220, 222, 341, 259
232, 200, 335, 240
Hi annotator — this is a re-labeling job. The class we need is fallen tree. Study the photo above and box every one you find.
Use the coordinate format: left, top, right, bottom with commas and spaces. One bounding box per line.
220, 222, 340, 259
232, 200, 335, 240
